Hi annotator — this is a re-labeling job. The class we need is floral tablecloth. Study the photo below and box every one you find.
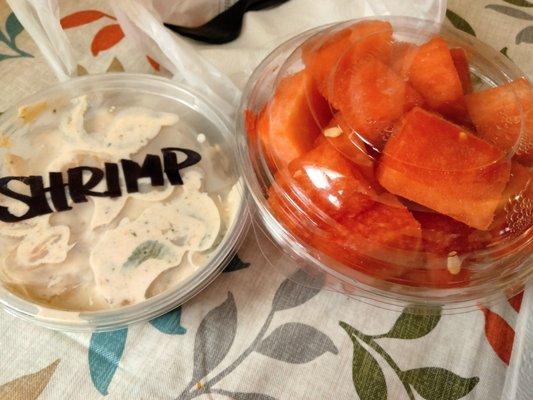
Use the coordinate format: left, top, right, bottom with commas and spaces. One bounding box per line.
0, 1, 532, 399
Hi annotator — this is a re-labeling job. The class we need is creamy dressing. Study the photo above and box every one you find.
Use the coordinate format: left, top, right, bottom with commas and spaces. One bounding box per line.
90, 170, 220, 306
16, 225, 72, 268
0, 95, 240, 311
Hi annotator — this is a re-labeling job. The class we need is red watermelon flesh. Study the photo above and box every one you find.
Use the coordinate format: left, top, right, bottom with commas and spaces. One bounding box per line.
340, 194, 422, 257
256, 69, 331, 169
268, 139, 376, 238
321, 114, 376, 181
490, 161, 532, 238
397, 211, 490, 288
450, 48, 473, 94
390, 41, 418, 78
414, 211, 492, 255
407, 36, 469, 122
303, 20, 393, 98
377, 107, 511, 230
330, 55, 424, 149
268, 140, 422, 281
313, 193, 422, 279
465, 78, 533, 165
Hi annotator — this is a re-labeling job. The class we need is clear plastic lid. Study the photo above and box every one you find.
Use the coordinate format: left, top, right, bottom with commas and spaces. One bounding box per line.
239, 17, 532, 310
0, 73, 248, 330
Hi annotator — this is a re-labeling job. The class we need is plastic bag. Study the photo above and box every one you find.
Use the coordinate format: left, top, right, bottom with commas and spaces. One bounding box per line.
364, 0, 446, 23
7, 0, 447, 117
152, 0, 238, 28
112, 0, 240, 117
6, 0, 76, 81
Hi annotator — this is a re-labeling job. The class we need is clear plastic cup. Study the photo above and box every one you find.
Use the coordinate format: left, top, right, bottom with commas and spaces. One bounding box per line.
0, 73, 249, 331
237, 17, 532, 313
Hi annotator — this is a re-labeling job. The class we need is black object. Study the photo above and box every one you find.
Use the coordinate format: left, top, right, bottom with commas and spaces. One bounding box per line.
165, 0, 291, 44
0, 148, 201, 222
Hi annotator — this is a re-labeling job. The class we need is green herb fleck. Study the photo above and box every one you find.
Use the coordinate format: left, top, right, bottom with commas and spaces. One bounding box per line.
123, 240, 167, 268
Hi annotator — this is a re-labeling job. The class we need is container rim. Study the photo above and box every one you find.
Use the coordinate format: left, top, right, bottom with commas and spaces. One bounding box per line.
235, 16, 532, 312
0, 73, 251, 332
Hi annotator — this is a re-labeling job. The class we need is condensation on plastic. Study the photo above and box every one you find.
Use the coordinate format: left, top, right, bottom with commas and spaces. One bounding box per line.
237, 16, 532, 314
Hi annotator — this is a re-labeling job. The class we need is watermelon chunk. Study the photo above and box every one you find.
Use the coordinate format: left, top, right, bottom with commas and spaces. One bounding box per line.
465, 78, 532, 165
390, 41, 418, 77
450, 48, 473, 94
330, 55, 424, 149
414, 212, 492, 255
312, 194, 422, 280
377, 107, 511, 230
340, 195, 422, 258
303, 20, 393, 98
287, 140, 376, 219
268, 183, 318, 243
268, 141, 421, 280
256, 69, 331, 168
268, 139, 376, 241
491, 161, 532, 237
320, 114, 375, 181
395, 211, 491, 288
407, 36, 469, 122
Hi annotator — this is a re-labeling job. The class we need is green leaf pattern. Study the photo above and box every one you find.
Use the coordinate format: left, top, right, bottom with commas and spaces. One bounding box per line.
502, 0, 533, 7
0, 12, 32, 61
340, 304, 479, 400
401, 368, 480, 400
516, 25, 533, 43
340, 323, 387, 400
486, 2, 533, 45
486, 4, 533, 20
5, 12, 23, 44
381, 306, 441, 340
446, 9, 477, 36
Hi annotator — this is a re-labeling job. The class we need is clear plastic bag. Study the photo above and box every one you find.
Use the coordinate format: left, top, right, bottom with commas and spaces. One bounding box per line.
364, 0, 446, 23
112, 0, 240, 117
7, 0, 447, 118
6, 0, 76, 81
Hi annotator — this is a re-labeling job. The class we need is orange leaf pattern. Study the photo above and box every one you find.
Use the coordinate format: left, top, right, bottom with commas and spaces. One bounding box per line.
508, 291, 524, 312
146, 55, 160, 71
91, 24, 125, 56
480, 307, 515, 365
60, 10, 114, 29
0, 359, 60, 400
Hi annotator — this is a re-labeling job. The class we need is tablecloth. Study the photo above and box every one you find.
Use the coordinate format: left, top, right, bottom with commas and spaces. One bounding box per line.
0, 0, 531, 399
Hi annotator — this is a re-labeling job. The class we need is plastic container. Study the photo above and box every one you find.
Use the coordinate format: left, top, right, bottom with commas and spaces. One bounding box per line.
237, 17, 532, 313
0, 73, 249, 331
